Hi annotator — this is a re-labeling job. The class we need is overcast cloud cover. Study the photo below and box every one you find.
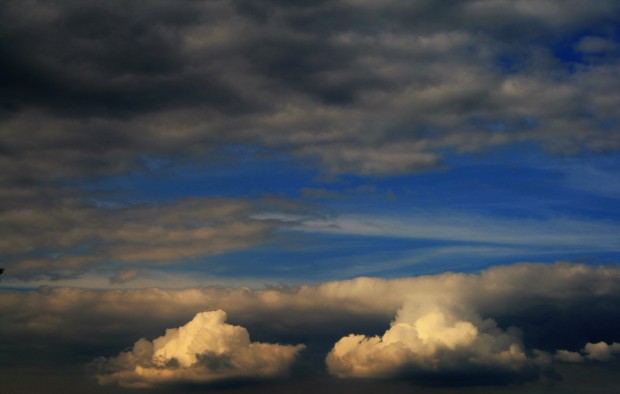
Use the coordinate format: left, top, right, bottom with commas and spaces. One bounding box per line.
2, 0, 620, 185
1, 0, 620, 392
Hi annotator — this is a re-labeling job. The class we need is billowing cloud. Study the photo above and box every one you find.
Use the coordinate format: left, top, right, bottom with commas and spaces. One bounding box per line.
325, 262, 620, 382
1, 262, 620, 389
326, 305, 535, 381
93, 310, 304, 388
1, 0, 620, 186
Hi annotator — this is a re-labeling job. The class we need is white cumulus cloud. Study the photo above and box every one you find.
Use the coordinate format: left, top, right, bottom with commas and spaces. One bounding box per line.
93, 310, 304, 388
326, 302, 535, 380
325, 262, 620, 382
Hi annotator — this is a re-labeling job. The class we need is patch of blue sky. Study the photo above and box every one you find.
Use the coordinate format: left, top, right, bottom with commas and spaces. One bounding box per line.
316, 243, 620, 279
491, 26, 618, 75
550, 27, 620, 72
74, 145, 320, 205
310, 214, 617, 249
67, 142, 620, 283
163, 229, 620, 284
323, 146, 620, 223
73, 142, 620, 225
164, 234, 479, 282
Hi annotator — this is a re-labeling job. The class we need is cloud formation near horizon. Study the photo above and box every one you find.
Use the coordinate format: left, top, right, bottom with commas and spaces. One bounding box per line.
324, 262, 620, 382
1, 262, 619, 388
555, 341, 620, 363
326, 304, 536, 382
326, 306, 620, 382
93, 310, 304, 388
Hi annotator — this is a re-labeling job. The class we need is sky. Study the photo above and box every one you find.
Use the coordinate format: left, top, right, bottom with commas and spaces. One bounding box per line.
1, 0, 620, 392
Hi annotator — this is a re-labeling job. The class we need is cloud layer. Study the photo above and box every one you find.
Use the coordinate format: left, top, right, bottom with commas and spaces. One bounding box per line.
1, 196, 295, 280
325, 262, 620, 382
1, 262, 620, 388
93, 310, 304, 388
1, 0, 619, 186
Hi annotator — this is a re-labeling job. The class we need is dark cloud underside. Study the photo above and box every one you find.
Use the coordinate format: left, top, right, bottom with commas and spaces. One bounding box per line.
1, 0, 619, 185
1, 263, 620, 390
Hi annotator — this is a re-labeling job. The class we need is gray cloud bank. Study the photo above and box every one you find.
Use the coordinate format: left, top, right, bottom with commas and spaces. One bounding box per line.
1, 0, 620, 187
1, 196, 297, 280
1, 262, 620, 388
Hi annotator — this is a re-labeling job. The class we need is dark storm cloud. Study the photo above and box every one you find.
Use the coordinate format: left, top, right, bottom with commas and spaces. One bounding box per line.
0, 0, 252, 117
1, 262, 620, 388
1, 0, 620, 186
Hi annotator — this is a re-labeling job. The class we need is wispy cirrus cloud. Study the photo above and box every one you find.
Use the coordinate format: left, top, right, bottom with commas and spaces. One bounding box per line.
294, 211, 620, 251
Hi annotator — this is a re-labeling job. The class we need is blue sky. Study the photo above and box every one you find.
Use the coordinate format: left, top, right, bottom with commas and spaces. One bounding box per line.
6, 142, 620, 289
46, 143, 619, 287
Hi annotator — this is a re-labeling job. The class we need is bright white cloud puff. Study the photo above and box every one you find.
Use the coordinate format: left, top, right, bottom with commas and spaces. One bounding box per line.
93, 310, 304, 388
326, 306, 620, 381
326, 303, 534, 380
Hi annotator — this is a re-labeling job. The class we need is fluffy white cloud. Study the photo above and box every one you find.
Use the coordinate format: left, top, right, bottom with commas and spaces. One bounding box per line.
323, 262, 620, 380
326, 303, 532, 379
326, 310, 620, 381
93, 310, 304, 388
